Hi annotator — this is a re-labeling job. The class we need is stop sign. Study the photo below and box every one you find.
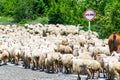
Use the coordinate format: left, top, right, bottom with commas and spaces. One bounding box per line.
84, 9, 96, 21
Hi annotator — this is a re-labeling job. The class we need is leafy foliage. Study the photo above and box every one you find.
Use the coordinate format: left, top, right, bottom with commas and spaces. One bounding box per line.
13, 0, 38, 22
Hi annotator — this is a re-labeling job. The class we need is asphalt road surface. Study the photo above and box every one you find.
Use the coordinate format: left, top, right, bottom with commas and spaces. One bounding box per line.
0, 62, 111, 80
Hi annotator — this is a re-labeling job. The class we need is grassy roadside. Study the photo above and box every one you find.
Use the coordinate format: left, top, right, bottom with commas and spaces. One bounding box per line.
20, 17, 49, 25
0, 16, 14, 22
0, 16, 49, 26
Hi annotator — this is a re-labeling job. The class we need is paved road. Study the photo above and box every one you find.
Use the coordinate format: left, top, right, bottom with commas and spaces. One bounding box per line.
0, 62, 109, 80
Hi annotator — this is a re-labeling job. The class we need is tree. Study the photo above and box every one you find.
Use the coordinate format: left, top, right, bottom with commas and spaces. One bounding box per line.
34, 0, 46, 15
48, 0, 86, 25
13, 0, 37, 22
0, 0, 16, 16
110, 0, 120, 32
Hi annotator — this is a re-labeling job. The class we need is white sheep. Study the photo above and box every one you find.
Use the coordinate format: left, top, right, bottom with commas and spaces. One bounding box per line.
102, 55, 120, 78
107, 61, 120, 80
23, 47, 32, 69
31, 48, 41, 70
10, 48, 22, 65
0, 49, 9, 65
44, 52, 54, 73
45, 52, 62, 73
72, 58, 88, 80
72, 58, 102, 80
61, 54, 74, 74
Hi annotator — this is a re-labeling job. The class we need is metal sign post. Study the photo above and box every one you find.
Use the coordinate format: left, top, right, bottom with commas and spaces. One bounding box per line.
84, 9, 96, 50
88, 21, 90, 31
88, 21, 91, 40
84, 9, 96, 40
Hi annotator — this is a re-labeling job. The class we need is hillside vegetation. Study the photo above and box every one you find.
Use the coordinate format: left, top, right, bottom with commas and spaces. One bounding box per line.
0, 0, 120, 38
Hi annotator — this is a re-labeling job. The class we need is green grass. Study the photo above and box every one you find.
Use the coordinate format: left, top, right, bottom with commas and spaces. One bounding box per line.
0, 16, 49, 26
17, 16, 49, 26
0, 16, 14, 22
26, 17, 49, 24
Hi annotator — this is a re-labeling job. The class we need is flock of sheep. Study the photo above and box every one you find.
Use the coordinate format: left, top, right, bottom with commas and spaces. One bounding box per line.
0, 23, 119, 80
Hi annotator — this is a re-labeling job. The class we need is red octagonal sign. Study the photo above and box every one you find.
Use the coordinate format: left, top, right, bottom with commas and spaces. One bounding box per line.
84, 9, 96, 21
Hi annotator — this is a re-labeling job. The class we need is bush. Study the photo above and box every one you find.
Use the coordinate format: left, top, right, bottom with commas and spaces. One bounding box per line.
48, 0, 85, 25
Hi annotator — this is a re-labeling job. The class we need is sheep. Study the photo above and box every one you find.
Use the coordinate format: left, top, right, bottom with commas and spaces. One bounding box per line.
56, 44, 65, 53
65, 25, 79, 35
45, 52, 62, 73
31, 48, 40, 70
52, 52, 62, 73
39, 51, 47, 71
64, 45, 73, 54
85, 59, 103, 79
10, 48, 22, 65
72, 58, 88, 80
102, 55, 120, 79
77, 46, 93, 57
45, 53, 54, 73
39, 42, 55, 71
22, 47, 32, 69
91, 31, 99, 38
78, 35, 86, 47
92, 46, 110, 59
107, 61, 120, 80
61, 54, 74, 74
56, 44, 72, 54
72, 58, 102, 80
77, 51, 102, 78
0, 49, 9, 65
72, 45, 80, 56
76, 53, 93, 60
102, 39, 108, 46
1, 24, 116, 79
